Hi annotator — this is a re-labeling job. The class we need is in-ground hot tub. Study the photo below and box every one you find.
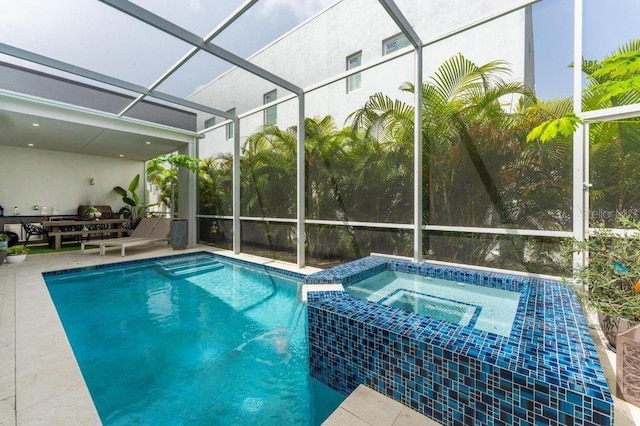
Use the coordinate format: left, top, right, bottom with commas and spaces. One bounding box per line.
345, 270, 521, 337
305, 255, 613, 426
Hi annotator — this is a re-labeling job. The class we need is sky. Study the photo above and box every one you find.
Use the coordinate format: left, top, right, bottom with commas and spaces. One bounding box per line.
0, 0, 336, 97
0, 0, 639, 101
532, 0, 640, 100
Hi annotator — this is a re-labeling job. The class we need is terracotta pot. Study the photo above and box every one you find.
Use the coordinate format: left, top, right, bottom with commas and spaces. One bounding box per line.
598, 312, 638, 350
617, 324, 640, 408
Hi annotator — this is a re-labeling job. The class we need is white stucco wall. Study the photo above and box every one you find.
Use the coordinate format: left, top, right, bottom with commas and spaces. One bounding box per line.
191, 0, 533, 157
0, 145, 145, 216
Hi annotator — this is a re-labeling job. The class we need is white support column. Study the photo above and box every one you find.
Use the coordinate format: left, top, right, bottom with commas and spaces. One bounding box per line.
572, 0, 586, 269
297, 93, 306, 268
414, 47, 423, 263
233, 117, 241, 254
376, 0, 423, 263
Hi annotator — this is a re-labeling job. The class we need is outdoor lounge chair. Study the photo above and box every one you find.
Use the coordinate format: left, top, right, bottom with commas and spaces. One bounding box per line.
81, 217, 160, 255
98, 217, 171, 257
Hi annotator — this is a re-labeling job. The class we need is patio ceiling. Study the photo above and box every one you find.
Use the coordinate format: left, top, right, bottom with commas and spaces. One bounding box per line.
0, 0, 428, 163
0, 109, 187, 162
0, 0, 342, 161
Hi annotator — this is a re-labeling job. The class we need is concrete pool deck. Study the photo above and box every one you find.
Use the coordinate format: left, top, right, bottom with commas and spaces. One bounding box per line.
0, 245, 638, 425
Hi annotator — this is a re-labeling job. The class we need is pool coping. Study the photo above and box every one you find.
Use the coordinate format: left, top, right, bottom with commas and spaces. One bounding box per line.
0, 246, 322, 425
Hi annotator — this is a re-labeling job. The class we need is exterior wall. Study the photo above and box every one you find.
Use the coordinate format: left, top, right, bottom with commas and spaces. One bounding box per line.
191, 0, 532, 157
0, 145, 144, 217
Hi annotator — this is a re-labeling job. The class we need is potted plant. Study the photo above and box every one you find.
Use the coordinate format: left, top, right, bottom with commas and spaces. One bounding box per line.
114, 174, 156, 231
566, 215, 640, 349
6, 245, 29, 263
84, 205, 102, 219
0, 233, 8, 265
0, 236, 7, 266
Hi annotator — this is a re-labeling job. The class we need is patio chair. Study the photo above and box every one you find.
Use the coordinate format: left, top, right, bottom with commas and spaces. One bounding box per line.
81, 217, 160, 254
21, 222, 49, 247
98, 218, 171, 257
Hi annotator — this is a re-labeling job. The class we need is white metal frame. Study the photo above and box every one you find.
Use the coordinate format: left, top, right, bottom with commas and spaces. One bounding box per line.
197, 0, 553, 266
6, 0, 635, 270
195, 0, 582, 267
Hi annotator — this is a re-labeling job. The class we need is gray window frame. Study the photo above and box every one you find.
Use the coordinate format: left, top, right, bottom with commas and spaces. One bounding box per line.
346, 51, 362, 93
226, 108, 235, 140
383, 33, 410, 55
263, 90, 277, 125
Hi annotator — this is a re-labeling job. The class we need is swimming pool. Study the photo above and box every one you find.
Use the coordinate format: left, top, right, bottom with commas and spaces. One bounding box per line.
44, 252, 344, 425
344, 270, 521, 337
305, 255, 613, 425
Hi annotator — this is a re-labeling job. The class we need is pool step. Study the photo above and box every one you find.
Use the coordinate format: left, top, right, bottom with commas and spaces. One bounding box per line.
155, 256, 213, 268
158, 260, 224, 279
49, 264, 150, 282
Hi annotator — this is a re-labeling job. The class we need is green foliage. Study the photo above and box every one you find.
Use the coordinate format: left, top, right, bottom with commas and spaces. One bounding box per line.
591, 49, 640, 81
566, 216, 640, 322
527, 38, 640, 143
0, 234, 9, 242
526, 113, 580, 143
197, 41, 638, 272
588, 47, 640, 104
113, 174, 156, 223
83, 205, 99, 219
147, 153, 199, 212
7, 245, 29, 255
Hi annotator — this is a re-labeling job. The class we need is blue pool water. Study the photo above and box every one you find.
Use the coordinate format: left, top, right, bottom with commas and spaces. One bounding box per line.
44, 253, 345, 425
345, 270, 521, 337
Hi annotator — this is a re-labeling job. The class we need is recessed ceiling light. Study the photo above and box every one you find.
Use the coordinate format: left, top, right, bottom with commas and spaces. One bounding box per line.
32, 123, 40, 127
28, 143, 34, 147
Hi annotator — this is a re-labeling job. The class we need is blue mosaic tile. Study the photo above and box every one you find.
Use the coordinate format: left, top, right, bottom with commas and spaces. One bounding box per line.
307, 255, 613, 426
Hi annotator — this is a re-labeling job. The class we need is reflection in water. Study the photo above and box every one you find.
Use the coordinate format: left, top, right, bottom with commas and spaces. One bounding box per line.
233, 327, 292, 365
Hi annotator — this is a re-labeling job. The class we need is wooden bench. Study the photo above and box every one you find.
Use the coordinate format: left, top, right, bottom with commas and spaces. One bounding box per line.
48, 228, 126, 250
43, 218, 129, 250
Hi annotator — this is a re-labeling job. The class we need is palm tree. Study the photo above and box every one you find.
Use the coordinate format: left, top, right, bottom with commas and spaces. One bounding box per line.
197, 154, 233, 244
240, 124, 297, 249
583, 39, 640, 225
527, 38, 640, 227
350, 53, 580, 271
199, 155, 232, 216
147, 153, 199, 217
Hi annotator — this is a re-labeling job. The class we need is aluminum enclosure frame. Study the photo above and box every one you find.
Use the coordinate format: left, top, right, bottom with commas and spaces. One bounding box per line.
2, 0, 633, 271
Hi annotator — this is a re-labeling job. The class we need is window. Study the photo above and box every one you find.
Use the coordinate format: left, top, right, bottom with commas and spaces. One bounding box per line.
346, 51, 362, 93
204, 117, 216, 128
263, 90, 277, 125
226, 108, 235, 140
383, 33, 410, 55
